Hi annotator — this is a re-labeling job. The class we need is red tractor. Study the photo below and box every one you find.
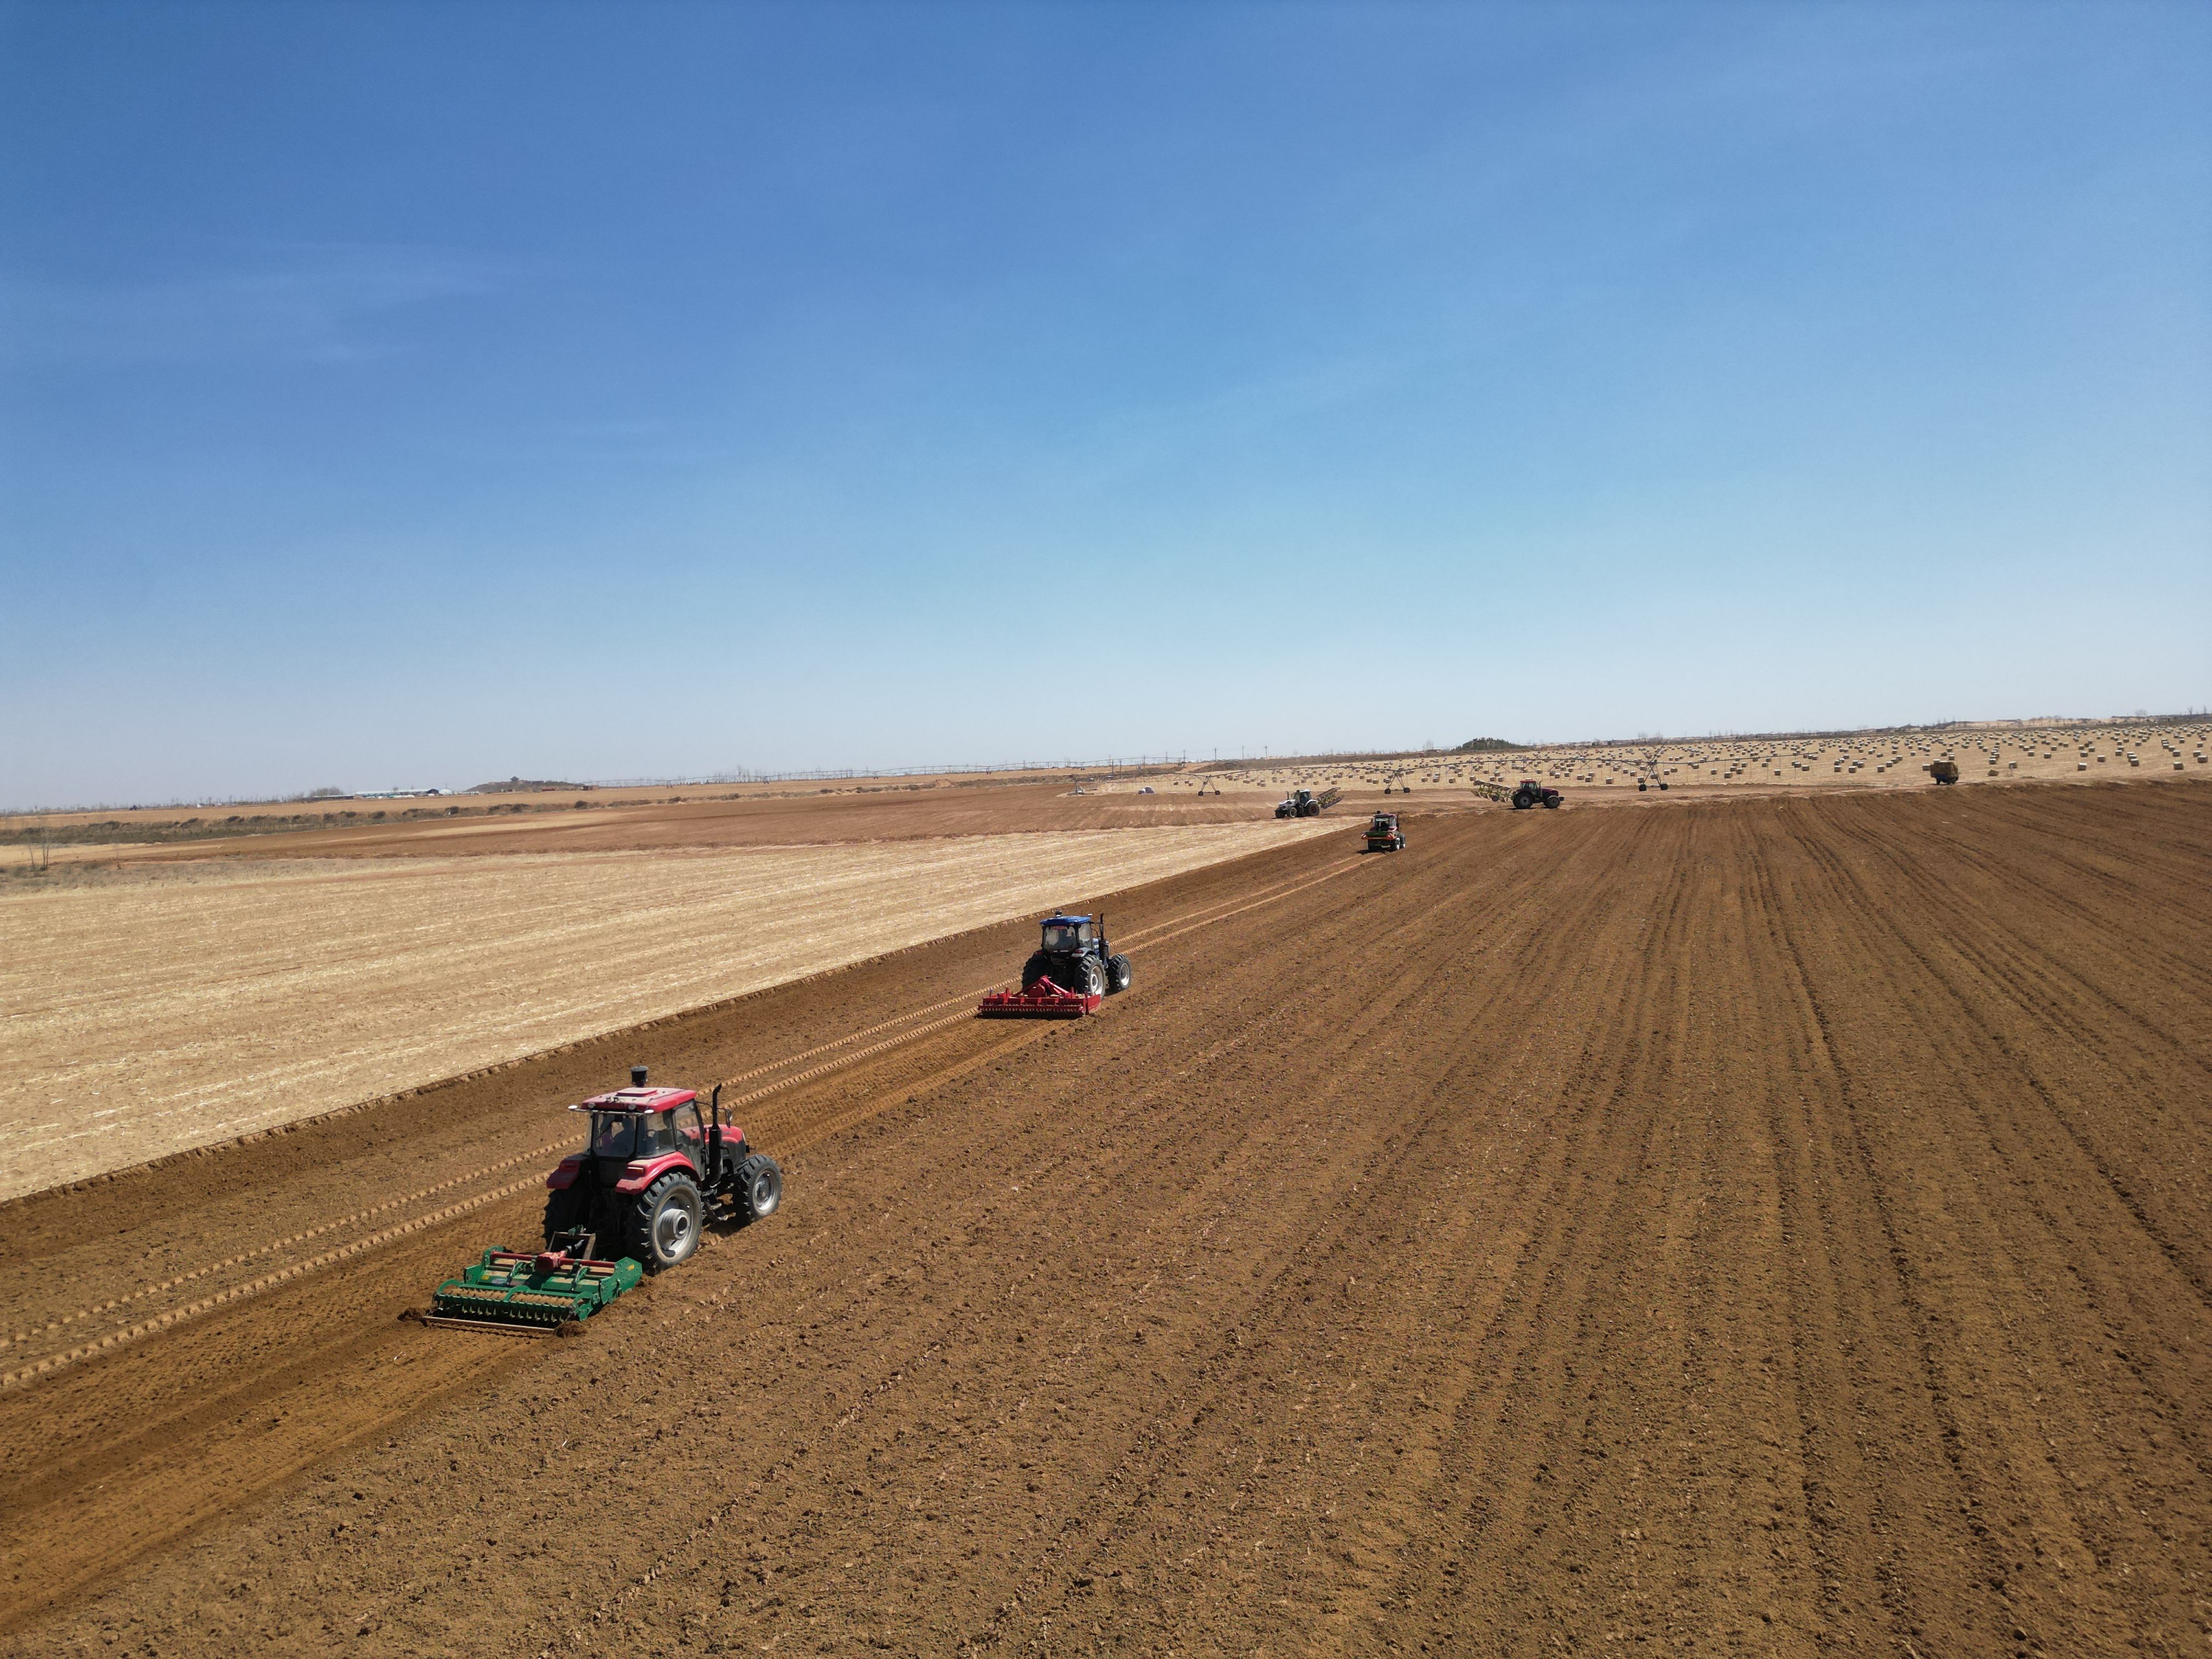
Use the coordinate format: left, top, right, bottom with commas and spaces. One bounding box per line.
1510, 779, 1564, 810
541, 1067, 784, 1273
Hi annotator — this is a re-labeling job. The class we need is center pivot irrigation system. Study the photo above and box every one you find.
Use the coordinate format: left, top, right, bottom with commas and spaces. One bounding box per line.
417, 1067, 785, 1335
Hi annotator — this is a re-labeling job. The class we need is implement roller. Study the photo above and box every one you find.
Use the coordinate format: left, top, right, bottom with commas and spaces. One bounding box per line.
976, 978, 1101, 1019
421, 1242, 642, 1336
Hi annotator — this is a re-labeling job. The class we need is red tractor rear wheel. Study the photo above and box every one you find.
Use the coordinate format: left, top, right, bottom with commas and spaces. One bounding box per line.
542, 1183, 588, 1248
627, 1171, 704, 1272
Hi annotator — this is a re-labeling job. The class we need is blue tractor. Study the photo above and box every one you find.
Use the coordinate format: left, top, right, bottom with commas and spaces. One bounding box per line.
1022, 913, 1133, 999
978, 912, 1136, 1018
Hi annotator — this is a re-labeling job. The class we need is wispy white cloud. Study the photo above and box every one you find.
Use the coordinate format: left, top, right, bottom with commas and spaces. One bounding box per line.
0, 246, 495, 365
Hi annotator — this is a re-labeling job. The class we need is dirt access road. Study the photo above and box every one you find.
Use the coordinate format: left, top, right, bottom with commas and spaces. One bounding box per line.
3, 782, 2207, 1656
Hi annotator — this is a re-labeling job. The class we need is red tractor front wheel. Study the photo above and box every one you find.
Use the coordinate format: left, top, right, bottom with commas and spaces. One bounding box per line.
737, 1154, 784, 1222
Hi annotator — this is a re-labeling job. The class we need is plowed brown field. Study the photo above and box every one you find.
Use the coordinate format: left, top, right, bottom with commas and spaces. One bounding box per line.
12, 778, 1309, 866
2, 781, 2205, 1657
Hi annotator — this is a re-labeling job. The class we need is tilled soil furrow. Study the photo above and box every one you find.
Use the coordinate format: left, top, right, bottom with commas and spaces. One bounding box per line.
1815, 794, 2212, 1082
3, 785, 2204, 1659
962, 811, 1697, 1652
1797, 807, 2212, 1348
1013, 826, 1667, 1650
1768, 799, 2211, 1650
1759, 803, 2201, 1655
1940, 787, 2212, 938
1356, 812, 1714, 1651
1803, 801, 2212, 1314
1736, 809, 2006, 1652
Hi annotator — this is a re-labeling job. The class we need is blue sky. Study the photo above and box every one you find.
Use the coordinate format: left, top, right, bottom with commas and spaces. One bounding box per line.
2, 1, 2207, 805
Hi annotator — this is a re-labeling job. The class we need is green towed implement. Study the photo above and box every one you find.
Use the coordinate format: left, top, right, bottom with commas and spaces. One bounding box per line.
420, 1243, 643, 1336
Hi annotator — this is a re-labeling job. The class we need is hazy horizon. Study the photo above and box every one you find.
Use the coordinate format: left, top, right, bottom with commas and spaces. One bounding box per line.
9, 705, 2206, 815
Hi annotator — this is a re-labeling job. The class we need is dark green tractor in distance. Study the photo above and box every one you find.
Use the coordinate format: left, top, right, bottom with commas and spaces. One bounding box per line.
1365, 811, 1406, 852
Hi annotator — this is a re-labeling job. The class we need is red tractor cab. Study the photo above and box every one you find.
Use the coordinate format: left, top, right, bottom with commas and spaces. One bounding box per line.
543, 1067, 783, 1272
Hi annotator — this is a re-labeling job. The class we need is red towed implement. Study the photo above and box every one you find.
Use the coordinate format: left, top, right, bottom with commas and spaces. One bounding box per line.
976, 978, 1101, 1019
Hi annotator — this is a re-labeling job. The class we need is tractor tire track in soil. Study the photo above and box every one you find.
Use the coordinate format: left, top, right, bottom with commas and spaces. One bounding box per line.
2, 781, 2206, 1658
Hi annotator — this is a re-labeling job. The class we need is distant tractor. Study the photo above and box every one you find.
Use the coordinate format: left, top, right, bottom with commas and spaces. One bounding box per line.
977, 912, 1132, 1018
1928, 760, 1960, 785
541, 1068, 784, 1273
1364, 811, 1406, 852
1510, 780, 1564, 810
1275, 787, 1342, 819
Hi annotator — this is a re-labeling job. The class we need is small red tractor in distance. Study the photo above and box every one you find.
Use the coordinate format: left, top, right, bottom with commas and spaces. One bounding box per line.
422, 1067, 782, 1334
978, 911, 1133, 1018
1364, 810, 1405, 852
1510, 780, 1564, 810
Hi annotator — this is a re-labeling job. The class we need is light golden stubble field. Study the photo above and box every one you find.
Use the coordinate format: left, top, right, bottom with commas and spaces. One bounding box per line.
1180, 719, 2212, 800
0, 822, 1330, 1200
